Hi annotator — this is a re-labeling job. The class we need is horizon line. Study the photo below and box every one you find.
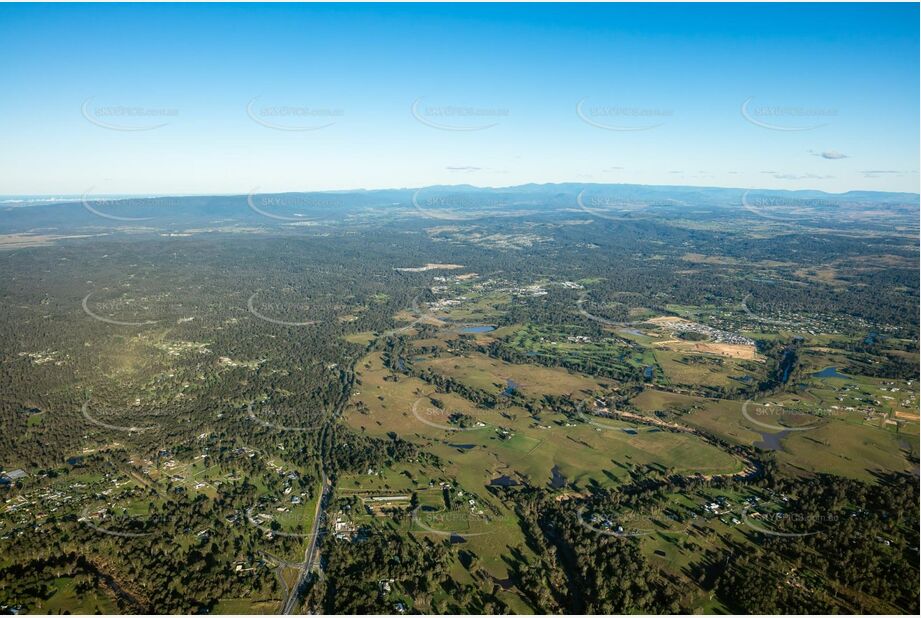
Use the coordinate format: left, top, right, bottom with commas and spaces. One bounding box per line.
2, 180, 918, 202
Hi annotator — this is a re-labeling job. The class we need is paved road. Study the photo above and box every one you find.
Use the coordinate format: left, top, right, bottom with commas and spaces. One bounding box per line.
281, 468, 331, 615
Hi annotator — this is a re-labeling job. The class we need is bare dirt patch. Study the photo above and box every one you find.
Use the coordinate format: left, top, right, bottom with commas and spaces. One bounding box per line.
653, 338, 761, 360
394, 263, 464, 272
646, 316, 690, 325
0, 233, 102, 249
683, 341, 760, 360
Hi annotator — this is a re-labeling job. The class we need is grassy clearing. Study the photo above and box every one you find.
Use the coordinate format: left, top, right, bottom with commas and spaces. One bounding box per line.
652, 348, 759, 389
343, 348, 746, 595
416, 352, 614, 398
214, 598, 280, 614
777, 421, 916, 481
38, 577, 118, 614
343, 331, 376, 345
346, 352, 509, 437
349, 352, 743, 491
641, 389, 917, 481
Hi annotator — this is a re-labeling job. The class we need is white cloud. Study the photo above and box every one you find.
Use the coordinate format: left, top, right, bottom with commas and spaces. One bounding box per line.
810, 150, 848, 160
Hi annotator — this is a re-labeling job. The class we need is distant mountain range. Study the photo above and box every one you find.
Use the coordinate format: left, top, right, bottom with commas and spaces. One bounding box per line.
1, 183, 917, 237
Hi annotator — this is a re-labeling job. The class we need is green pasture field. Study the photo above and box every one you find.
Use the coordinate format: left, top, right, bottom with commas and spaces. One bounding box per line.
640, 389, 917, 481
349, 352, 744, 491
343, 331, 376, 346
342, 348, 750, 607
338, 462, 438, 495
415, 352, 614, 398
213, 598, 281, 614
653, 349, 749, 388
37, 577, 118, 614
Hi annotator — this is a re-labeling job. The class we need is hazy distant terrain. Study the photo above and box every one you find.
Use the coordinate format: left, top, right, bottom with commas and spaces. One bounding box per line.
1, 184, 918, 241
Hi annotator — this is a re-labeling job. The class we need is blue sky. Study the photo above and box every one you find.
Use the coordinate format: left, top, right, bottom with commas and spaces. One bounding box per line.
0, 2, 918, 195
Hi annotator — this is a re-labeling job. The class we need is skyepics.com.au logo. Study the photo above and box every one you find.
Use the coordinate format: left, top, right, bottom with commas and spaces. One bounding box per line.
574, 289, 642, 328
741, 506, 839, 538
741, 399, 844, 433
82, 289, 196, 327
411, 396, 492, 432
246, 400, 326, 434
246, 96, 344, 131
576, 189, 657, 223
411, 507, 503, 538
739, 191, 840, 226
576, 97, 672, 132
81, 188, 183, 222
247, 290, 320, 327
740, 293, 788, 328
411, 97, 509, 131
379, 294, 438, 338
740, 97, 837, 132
410, 187, 520, 221
81, 98, 178, 132
246, 189, 332, 222
81, 398, 161, 434
740, 190, 812, 223
572, 399, 637, 432
575, 505, 690, 538
247, 506, 329, 539
80, 504, 157, 538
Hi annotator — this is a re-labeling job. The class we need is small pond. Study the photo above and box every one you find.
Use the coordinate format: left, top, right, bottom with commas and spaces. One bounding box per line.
489, 475, 520, 487
754, 429, 790, 451
813, 366, 849, 379
460, 325, 496, 334
549, 465, 567, 489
